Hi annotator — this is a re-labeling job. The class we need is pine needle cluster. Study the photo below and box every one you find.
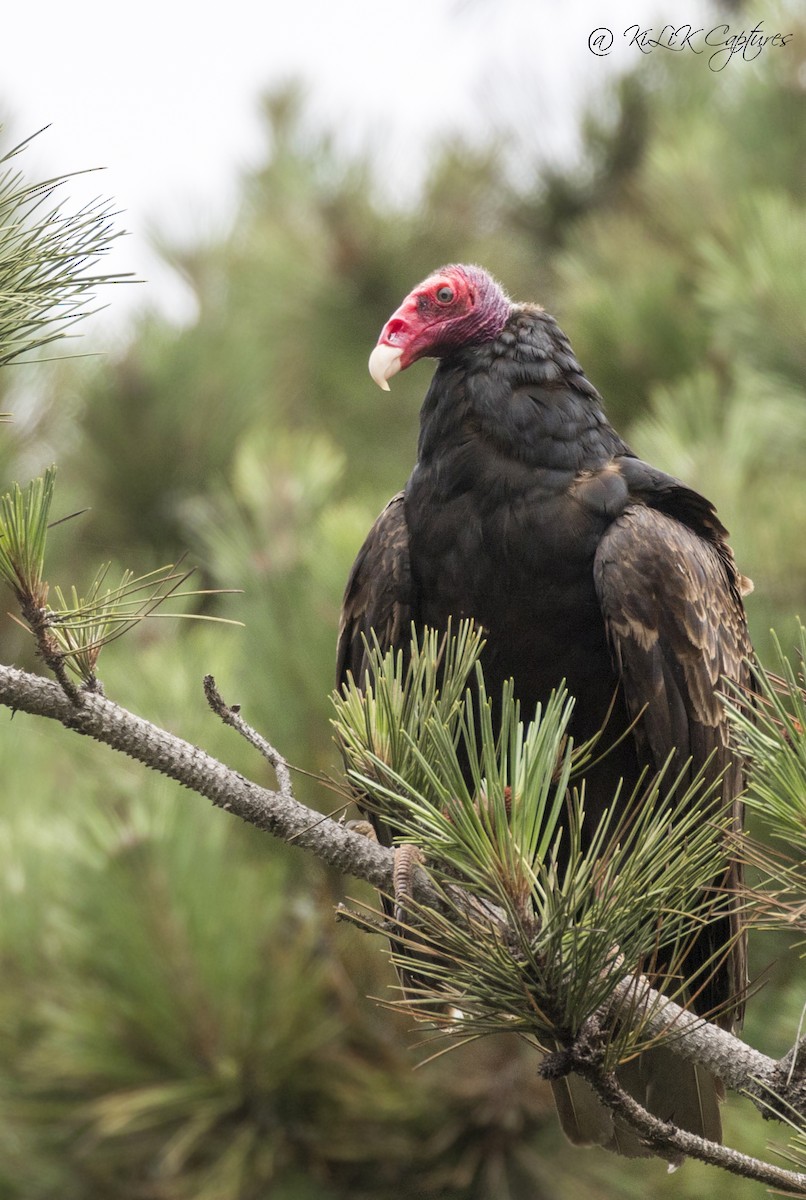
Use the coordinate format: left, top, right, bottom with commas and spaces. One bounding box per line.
0, 467, 241, 690
0, 128, 132, 366
333, 626, 735, 1068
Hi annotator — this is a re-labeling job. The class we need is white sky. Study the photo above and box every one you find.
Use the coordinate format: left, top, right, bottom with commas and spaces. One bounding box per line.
0, 0, 688, 332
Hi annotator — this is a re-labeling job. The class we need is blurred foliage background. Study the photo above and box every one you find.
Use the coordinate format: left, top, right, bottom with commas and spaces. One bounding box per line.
1, 4, 805, 1196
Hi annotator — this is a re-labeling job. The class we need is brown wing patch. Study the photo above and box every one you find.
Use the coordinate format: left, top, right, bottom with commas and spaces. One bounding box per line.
594, 503, 751, 1021
595, 505, 751, 753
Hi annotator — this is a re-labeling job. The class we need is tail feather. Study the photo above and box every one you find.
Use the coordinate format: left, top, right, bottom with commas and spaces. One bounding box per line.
550, 1045, 723, 1161
641, 1045, 722, 1144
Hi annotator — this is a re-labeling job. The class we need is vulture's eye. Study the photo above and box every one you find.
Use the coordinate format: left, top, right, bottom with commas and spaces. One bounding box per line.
435, 285, 454, 304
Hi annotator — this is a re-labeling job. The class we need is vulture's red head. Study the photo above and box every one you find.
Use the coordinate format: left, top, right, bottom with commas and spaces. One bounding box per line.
368, 264, 511, 390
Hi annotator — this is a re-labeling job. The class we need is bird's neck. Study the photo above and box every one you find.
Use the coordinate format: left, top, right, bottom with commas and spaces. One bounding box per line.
416, 307, 626, 475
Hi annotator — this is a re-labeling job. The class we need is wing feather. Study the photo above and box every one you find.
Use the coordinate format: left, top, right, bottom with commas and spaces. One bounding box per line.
594, 503, 750, 1020
337, 491, 413, 689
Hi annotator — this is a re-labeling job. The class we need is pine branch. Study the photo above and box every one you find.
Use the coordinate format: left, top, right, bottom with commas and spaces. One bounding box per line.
568, 1022, 806, 1192
0, 658, 804, 1138
0, 661, 429, 905
602, 973, 806, 1122
333, 628, 750, 1076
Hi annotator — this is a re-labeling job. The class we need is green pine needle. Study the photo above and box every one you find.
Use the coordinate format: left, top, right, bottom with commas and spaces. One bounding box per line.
0, 465, 56, 606
332, 621, 487, 836
726, 627, 806, 857
725, 627, 806, 940
47, 563, 244, 684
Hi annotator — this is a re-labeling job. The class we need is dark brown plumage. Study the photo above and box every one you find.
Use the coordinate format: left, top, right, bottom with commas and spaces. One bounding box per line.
338, 264, 752, 1155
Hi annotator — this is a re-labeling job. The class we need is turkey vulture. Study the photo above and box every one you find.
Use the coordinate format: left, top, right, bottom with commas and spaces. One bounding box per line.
337, 264, 750, 1155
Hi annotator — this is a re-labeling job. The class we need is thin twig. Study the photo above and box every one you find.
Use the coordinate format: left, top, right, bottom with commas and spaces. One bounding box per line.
203, 673, 292, 799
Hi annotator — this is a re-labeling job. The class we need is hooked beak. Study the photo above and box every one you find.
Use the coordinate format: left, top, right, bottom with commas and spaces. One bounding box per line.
368, 342, 404, 392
